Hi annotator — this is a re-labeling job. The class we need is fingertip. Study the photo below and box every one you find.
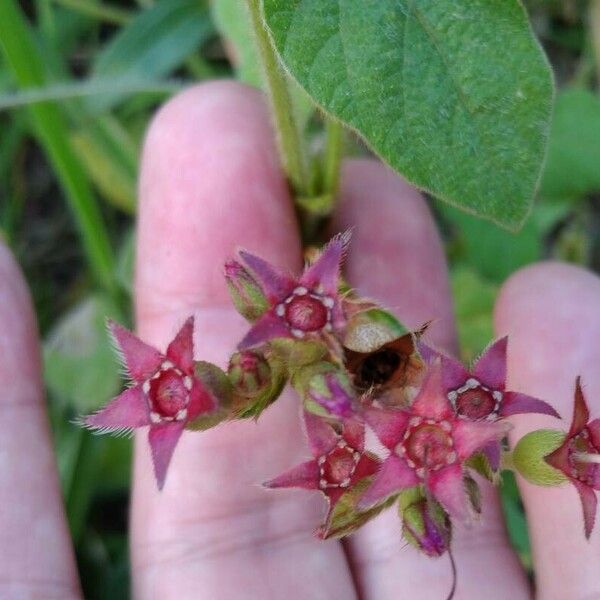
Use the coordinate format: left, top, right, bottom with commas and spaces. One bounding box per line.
136, 81, 301, 333
494, 260, 600, 598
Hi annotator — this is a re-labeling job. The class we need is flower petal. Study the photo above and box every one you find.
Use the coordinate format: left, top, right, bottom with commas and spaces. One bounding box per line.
482, 441, 502, 472
573, 479, 598, 539
428, 464, 468, 521
239, 250, 296, 302
148, 421, 185, 490
473, 336, 508, 390
545, 439, 571, 475
108, 320, 163, 383
341, 418, 366, 451
587, 419, 600, 449
440, 354, 471, 392
187, 379, 216, 420
300, 231, 350, 296
304, 411, 339, 455
569, 377, 590, 438
166, 316, 195, 374
358, 455, 418, 509
263, 460, 320, 490
500, 391, 560, 418
362, 406, 409, 450
411, 361, 453, 421
453, 419, 510, 460
351, 454, 380, 483
237, 310, 291, 350
83, 386, 149, 433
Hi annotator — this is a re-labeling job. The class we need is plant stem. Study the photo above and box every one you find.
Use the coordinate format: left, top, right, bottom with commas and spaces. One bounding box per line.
322, 118, 344, 198
246, 0, 309, 196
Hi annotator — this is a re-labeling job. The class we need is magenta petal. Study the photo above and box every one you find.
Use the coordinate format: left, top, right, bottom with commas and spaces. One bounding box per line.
358, 455, 418, 509
166, 316, 195, 374
500, 391, 560, 418
587, 419, 600, 449
573, 479, 598, 539
440, 354, 471, 391
482, 441, 502, 471
148, 421, 185, 490
239, 250, 296, 302
473, 336, 508, 390
428, 464, 468, 521
412, 362, 453, 421
545, 439, 570, 474
300, 231, 350, 296
84, 386, 149, 432
416, 341, 441, 365
108, 320, 163, 383
453, 419, 509, 460
187, 379, 216, 420
238, 310, 292, 350
304, 411, 338, 456
569, 377, 590, 437
363, 407, 409, 450
342, 418, 366, 452
263, 460, 320, 490
352, 454, 381, 482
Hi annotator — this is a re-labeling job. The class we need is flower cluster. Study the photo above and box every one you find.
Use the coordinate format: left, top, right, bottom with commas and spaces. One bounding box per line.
81, 232, 593, 561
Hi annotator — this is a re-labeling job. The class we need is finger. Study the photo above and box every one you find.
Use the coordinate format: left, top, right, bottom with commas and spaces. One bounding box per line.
495, 262, 600, 599
131, 82, 356, 599
0, 242, 80, 598
334, 160, 529, 599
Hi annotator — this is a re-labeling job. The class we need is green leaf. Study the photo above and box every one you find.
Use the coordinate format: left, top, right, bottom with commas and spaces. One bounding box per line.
44, 296, 121, 413
263, 0, 554, 229
0, 77, 182, 111
540, 88, 600, 201
512, 429, 569, 486
89, 0, 214, 112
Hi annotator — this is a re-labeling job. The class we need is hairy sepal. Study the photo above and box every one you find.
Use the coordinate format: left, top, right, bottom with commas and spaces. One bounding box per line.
513, 429, 569, 486
343, 308, 409, 353
186, 361, 233, 431
318, 474, 397, 540
269, 338, 329, 371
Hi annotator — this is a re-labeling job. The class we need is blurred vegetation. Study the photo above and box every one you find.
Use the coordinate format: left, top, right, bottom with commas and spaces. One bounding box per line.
0, 0, 599, 596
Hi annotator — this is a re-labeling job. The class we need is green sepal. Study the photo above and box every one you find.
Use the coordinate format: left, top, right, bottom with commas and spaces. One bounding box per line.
232, 356, 287, 420
225, 264, 269, 322
399, 487, 451, 557
466, 451, 499, 484
269, 337, 328, 371
186, 361, 233, 431
343, 308, 409, 353
290, 361, 346, 418
318, 473, 397, 540
464, 474, 482, 515
512, 429, 569, 486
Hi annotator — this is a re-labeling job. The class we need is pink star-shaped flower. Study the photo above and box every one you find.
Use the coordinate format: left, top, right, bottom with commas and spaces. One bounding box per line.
545, 377, 600, 538
359, 362, 509, 520
82, 317, 215, 489
236, 232, 350, 350
420, 337, 559, 469
264, 412, 379, 516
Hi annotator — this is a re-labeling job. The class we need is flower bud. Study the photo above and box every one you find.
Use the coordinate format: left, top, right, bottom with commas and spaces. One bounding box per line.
401, 497, 450, 558
306, 370, 355, 419
228, 350, 272, 398
224, 260, 269, 322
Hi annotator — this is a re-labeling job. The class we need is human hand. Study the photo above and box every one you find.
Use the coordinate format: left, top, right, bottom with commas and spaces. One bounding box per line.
1, 81, 599, 599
